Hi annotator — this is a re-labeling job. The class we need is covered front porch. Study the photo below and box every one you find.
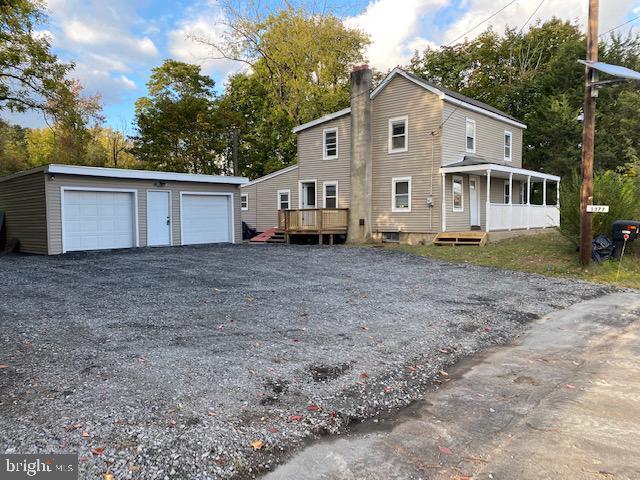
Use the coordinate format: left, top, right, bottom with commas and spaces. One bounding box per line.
439, 162, 560, 232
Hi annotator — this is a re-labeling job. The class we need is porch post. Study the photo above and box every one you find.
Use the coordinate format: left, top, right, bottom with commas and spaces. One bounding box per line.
441, 173, 447, 232
556, 180, 560, 208
486, 170, 491, 232
542, 178, 547, 229
526, 175, 531, 230
508, 172, 513, 231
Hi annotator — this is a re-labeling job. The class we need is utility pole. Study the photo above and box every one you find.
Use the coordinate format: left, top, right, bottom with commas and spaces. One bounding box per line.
579, 0, 599, 267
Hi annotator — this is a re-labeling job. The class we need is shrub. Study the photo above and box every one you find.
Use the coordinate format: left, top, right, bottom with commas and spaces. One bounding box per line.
560, 170, 640, 245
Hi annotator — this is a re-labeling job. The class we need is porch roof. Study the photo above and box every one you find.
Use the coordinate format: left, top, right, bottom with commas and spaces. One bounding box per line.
440, 160, 560, 182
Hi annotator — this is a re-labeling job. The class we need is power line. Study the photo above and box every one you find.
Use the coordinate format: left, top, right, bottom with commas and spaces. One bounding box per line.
599, 14, 640, 38
517, 0, 545, 35
446, 0, 518, 46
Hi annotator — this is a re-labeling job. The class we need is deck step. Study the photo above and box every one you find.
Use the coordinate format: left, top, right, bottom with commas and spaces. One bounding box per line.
249, 228, 286, 244
433, 231, 487, 247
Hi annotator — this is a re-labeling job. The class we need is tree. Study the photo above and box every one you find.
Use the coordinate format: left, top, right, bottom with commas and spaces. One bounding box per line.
409, 19, 640, 179
0, 118, 29, 175
131, 60, 226, 174
0, 0, 73, 115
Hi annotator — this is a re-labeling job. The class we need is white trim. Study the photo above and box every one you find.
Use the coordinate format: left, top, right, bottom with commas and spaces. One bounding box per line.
146, 190, 173, 247
452, 175, 464, 212
242, 165, 299, 187
292, 107, 351, 133
465, 118, 476, 154
179, 191, 235, 245
240, 193, 249, 211
371, 67, 445, 100
443, 96, 527, 129
46, 164, 247, 185
322, 181, 338, 208
469, 175, 481, 226
504, 130, 513, 161
322, 128, 339, 160
277, 189, 291, 210
440, 163, 560, 182
298, 179, 318, 209
60, 186, 140, 254
388, 115, 409, 154
441, 173, 447, 231
391, 176, 412, 212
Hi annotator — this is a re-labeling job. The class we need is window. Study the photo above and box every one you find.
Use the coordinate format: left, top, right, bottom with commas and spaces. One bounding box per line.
504, 130, 512, 161
241, 193, 248, 211
388, 116, 408, 153
323, 182, 338, 208
382, 232, 400, 243
323, 128, 338, 160
504, 180, 511, 204
452, 176, 464, 212
277, 190, 290, 210
465, 118, 476, 153
392, 177, 411, 212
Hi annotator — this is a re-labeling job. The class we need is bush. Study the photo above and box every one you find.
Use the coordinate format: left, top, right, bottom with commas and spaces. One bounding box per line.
560, 170, 640, 245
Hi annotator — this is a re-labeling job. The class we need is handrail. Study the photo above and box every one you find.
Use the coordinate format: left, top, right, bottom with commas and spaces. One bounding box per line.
278, 208, 348, 232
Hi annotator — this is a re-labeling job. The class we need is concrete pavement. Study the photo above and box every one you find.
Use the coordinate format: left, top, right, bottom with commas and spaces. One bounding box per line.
264, 291, 640, 480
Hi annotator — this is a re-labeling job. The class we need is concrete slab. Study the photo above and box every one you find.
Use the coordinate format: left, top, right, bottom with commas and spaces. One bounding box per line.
264, 291, 640, 480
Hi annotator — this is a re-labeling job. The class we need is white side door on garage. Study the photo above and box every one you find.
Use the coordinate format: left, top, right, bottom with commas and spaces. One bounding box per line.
180, 193, 232, 245
62, 189, 137, 252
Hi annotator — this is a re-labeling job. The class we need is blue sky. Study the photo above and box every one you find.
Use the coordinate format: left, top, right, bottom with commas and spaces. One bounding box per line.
9, 0, 640, 129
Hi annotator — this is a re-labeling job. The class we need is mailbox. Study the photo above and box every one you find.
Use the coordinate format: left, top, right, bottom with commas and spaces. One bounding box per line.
612, 220, 640, 258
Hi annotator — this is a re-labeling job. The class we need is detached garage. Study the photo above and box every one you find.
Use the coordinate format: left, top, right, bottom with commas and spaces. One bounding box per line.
0, 165, 248, 255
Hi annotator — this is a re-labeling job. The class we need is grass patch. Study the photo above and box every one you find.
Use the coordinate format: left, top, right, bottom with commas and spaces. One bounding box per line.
393, 230, 640, 290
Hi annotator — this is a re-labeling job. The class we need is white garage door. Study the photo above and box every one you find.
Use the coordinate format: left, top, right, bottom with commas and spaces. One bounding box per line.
63, 190, 135, 252
181, 194, 231, 245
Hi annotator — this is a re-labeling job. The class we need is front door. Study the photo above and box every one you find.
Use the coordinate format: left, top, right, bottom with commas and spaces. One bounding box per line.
147, 191, 171, 246
469, 177, 479, 227
301, 182, 316, 209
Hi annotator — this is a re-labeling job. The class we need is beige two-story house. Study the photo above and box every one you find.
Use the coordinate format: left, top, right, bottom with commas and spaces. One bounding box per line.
241, 66, 560, 244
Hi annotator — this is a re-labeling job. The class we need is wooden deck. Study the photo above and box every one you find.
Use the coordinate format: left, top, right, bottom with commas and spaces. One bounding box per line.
433, 231, 488, 246
278, 208, 348, 243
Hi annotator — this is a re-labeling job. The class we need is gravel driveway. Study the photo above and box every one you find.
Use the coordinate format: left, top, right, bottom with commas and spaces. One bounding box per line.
0, 244, 612, 479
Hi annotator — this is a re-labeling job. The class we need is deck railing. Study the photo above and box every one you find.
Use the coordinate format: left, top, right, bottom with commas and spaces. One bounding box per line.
488, 204, 560, 231
278, 208, 349, 233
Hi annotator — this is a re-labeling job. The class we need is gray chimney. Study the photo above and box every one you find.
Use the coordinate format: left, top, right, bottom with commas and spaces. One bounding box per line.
347, 65, 372, 243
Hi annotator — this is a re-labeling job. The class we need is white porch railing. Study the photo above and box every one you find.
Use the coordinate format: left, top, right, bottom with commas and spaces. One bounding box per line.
488, 204, 560, 231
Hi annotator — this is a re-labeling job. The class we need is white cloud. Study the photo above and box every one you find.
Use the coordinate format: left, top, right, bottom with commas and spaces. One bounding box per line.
167, 7, 243, 83
119, 75, 137, 90
345, 0, 449, 71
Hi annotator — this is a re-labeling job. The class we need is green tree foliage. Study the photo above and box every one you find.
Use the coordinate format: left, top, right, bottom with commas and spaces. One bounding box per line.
197, 6, 370, 178
0, 0, 73, 114
409, 19, 640, 178
560, 171, 640, 244
131, 60, 227, 174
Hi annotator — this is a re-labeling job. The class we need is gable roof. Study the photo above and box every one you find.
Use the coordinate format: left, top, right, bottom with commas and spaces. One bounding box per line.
293, 67, 526, 133
242, 164, 299, 187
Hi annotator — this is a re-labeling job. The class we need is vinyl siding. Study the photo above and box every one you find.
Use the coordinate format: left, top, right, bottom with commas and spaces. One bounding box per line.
240, 167, 299, 232
371, 75, 443, 234
46, 175, 242, 254
442, 103, 524, 167
297, 114, 351, 208
0, 172, 48, 254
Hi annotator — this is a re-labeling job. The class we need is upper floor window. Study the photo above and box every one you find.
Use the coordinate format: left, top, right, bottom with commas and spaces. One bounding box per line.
465, 118, 476, 153
392, 177, 411, 212
277, 190, 290, 210
241, 193, 248, 211
452, 176, 464, 211
323, 128, 338, 160
389, 116, 408, 153
504, 130, 512, 161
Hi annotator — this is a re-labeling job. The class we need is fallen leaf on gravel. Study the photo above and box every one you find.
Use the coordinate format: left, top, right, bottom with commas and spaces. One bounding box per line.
207, 411, 217, 416
0, 365, 9, 369
383, 387, 392, 394
64, 424, 82, 432
307, 404, 320, 412
438, 446, 453, 455
438, 370, 449, 377
214, 457, 225, 465
245, 296, 256, 303
103, 474, 114, 480
439, 348, 451, 354
290, 415, 303, 422
484, 326, 493, 332
269, 427, 278, 433
91, 448, 105, 455
81, 432, 90, 438
565, 384, 576, 389
359, 372, 369, 379
360, 325, 368, 330
251, 440, 264, 450
168, 420, 177, 427
415, 462, 439, 470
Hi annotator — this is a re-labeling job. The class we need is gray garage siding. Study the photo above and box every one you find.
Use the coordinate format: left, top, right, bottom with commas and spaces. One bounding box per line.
0, 172, 48, 254
46, 175, 242, 254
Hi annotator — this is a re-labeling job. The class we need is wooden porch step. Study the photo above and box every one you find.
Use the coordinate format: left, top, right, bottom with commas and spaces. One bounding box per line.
249, 228, 285, 244
433, 231, 487, 247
